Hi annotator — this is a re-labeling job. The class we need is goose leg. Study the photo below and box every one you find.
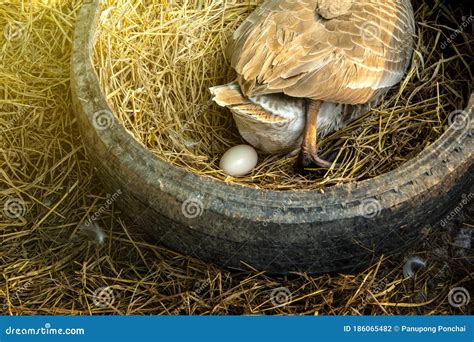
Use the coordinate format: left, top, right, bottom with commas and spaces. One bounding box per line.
298, 100, 334, 169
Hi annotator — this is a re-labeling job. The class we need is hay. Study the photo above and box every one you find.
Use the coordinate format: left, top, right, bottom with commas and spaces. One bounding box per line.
93, 0, 473, 190
0, 0, 472, 316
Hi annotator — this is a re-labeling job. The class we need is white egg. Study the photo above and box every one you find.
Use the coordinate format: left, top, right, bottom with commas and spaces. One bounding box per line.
220, 145, 258, 177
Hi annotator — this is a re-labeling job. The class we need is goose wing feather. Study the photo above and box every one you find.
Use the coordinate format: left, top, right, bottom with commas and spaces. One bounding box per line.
230, 0, 415, 104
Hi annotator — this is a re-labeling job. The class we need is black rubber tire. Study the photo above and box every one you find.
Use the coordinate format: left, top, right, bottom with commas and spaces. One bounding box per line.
71, 0, 474, 274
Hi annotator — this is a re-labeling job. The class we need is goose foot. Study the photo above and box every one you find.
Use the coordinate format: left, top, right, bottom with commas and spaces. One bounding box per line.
296, 99, 337, 170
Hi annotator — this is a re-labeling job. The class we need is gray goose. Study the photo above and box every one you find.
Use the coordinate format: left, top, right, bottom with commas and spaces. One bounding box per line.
211, 0, 415, 168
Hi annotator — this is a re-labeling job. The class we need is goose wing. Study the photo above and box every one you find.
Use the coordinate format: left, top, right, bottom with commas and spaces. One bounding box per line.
230, 0, 415, 104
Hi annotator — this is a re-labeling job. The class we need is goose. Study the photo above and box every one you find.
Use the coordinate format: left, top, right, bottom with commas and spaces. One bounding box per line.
210, 0, 415, 168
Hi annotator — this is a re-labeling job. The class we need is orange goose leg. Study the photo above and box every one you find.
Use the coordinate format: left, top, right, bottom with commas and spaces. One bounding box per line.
298, 100, 334, 169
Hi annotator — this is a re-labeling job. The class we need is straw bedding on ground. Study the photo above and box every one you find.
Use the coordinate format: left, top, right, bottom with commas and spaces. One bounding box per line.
94, 0, 473, 190
0, 0, 472, 315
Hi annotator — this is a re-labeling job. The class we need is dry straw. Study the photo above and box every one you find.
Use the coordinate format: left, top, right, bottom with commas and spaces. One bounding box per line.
94, 0, 473, 190
0, 0, 472, 315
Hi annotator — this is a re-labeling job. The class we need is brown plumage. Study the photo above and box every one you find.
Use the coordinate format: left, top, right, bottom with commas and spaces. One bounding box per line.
211, 0, 415, 167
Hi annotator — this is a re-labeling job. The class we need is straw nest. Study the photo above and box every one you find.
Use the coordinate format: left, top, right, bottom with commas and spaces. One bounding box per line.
0, 0, 472, 315
93, 0, 473, 190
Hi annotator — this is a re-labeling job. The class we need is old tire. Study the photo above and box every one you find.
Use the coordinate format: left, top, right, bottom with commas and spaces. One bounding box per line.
71, 0, 474, 274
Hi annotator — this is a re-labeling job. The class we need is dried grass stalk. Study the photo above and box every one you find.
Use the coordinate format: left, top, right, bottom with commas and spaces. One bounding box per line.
0, 1, 472, 316
93, 0, 473, 190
